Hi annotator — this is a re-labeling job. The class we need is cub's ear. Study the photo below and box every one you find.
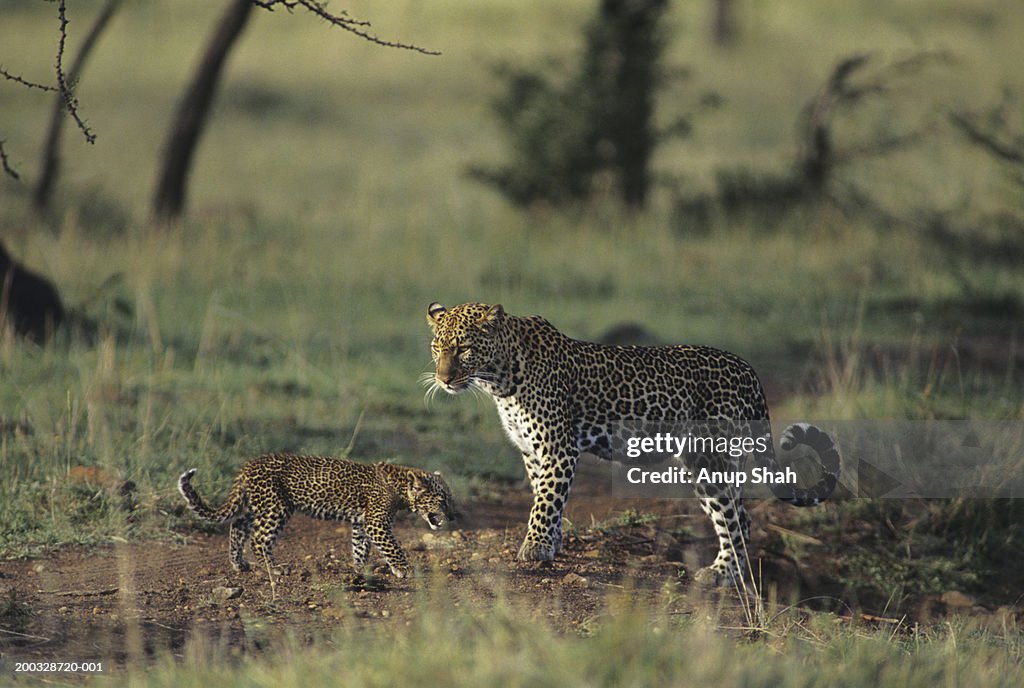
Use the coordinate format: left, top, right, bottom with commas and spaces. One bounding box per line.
409, 472, 427, 494
427, 302, 447, 329
479, 303, 504, 330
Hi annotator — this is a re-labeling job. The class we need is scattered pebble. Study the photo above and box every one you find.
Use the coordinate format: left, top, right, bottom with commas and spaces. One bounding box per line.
562, 573, 589, 588
212, 586, 243, 601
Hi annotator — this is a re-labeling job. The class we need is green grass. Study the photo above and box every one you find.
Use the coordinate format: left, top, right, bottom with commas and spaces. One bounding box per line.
94, 585, 1024, 687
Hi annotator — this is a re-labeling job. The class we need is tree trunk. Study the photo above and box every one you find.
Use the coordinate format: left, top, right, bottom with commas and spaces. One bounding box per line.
151, 0, 254, 223
32, 0, 122, 214
712, 0, 737, 46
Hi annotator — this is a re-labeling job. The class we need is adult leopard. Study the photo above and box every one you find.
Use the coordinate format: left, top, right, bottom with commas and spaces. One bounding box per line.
426, 302, 839, 585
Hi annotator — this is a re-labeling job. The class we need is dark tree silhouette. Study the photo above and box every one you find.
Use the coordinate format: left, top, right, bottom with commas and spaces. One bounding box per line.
151, 0, 255, 223
712, 0, 737, 46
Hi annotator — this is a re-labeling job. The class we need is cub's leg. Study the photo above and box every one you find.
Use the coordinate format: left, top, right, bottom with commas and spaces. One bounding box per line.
249, 497, 293, 571
351, 523, 372, 570
363, 513, 409, 578
228, 512, 254, 572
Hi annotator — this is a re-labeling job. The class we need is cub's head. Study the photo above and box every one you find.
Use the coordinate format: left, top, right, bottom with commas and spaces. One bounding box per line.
425, 302, 505, 394
406, 470, 457, 530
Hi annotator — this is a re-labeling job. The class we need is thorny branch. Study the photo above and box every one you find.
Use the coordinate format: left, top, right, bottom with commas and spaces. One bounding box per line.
56, 0, 96, 144
0, 67, 58, 93
252, 0, 440, 55
1, 0, 96, 179
0, 140, 20, 180
950, 112, 1024, 165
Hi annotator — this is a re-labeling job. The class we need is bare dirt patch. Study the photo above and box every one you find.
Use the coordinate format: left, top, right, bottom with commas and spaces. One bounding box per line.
0, 459, 1015, 669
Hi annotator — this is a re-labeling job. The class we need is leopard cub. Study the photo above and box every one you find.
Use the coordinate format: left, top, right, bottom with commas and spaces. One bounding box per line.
178, 454, 455, 578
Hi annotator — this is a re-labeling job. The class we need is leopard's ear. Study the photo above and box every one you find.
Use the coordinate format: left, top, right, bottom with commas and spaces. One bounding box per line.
478, 303, 504, 331
427, 302, 447, 330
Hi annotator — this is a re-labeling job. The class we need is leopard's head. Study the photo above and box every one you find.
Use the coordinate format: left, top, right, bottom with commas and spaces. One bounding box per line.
425, 302, 505, 395
406, 470, 456, 530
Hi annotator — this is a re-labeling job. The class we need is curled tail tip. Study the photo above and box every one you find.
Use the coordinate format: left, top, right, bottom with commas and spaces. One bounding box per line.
779, 422, 813, 451
179, 468, 197, 482
776, 422, 841, 505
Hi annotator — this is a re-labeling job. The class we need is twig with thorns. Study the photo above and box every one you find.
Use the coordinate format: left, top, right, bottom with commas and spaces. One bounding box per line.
0, 140, 19, 180
0, 66, 58, 92
252, 0, 440, 55
55, 0, 96, 144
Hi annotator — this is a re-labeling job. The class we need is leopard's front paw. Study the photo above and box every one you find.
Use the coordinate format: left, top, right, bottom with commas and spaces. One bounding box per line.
693, 564, 739, 588
517, 538, 556, 562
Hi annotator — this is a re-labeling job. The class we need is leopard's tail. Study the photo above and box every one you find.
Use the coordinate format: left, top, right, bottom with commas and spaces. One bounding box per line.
761, 423, 841, 507
177, 468, 246, 522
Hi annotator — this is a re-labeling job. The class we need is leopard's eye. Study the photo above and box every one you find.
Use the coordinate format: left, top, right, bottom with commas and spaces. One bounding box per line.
458, 347, 472, 361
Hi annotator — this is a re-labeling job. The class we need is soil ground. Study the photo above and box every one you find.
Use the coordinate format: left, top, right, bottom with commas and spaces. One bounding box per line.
0, 459, 1014, 671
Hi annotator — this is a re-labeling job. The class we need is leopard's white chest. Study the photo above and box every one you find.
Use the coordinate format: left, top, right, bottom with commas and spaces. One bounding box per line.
494, 398, 535, 454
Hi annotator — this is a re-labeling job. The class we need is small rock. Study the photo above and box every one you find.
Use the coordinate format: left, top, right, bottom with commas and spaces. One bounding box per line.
562, 573, 589, 588
582, 549, 601, 559
212, 586, 243, 602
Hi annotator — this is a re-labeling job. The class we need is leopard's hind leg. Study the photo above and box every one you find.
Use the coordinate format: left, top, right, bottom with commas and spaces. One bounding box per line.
685, 449, 751, 587
693, 489, 751, 587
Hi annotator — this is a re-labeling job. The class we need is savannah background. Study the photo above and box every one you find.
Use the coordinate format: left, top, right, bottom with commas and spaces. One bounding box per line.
1, 0, 1023, 685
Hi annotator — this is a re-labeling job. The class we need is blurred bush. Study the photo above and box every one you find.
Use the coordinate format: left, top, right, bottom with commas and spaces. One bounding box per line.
469, 0, 674, 211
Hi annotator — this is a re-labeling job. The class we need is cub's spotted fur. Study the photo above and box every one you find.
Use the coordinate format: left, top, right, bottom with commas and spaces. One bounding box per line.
178, 454, 455, 578
426, 302, 840, 585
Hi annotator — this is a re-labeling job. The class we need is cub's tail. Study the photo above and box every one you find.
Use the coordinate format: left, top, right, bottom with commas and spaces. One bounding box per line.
177, 468, 246, 522
762, 423, 841, 507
